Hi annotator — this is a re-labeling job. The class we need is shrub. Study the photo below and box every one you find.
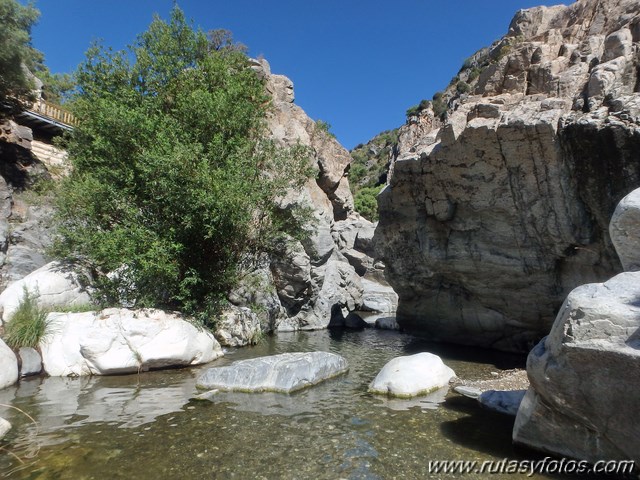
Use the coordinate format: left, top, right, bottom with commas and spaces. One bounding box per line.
456, 81, 471, 94
4, 287, 49, 349
432, 92, 447, 118
406, 105, 420, 117
467, 67, 481, 83
315, 119, 336, 138
53, 7, 313, 326
354, 186, 381, 222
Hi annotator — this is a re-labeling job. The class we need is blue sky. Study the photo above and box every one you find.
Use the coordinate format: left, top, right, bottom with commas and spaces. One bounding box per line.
28, 0, 570, 149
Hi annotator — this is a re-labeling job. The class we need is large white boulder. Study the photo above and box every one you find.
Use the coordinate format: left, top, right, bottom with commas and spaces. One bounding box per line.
0, 261, 91, 324
40, 308, 223, 376
197, 351, 349, 393
0, 338, 18, 389
368, 352, 456, 398
513, 271, 640, 464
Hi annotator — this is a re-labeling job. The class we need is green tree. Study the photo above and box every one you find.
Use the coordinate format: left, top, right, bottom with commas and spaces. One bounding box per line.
0, 0, 43, 115
54, 8, 312, 325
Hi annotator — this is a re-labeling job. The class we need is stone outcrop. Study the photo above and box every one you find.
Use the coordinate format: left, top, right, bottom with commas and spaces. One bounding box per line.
226, 60, 395, 334
0, 120, 55, 290
40, 308, 223, 376
0, 261, 91, 324
196, 351, 349, 393
375, 0, 640, 351
368, 352, 455, 398
214, 305, 262, 347
513, 188, 640, 465
513, 271, 640, 464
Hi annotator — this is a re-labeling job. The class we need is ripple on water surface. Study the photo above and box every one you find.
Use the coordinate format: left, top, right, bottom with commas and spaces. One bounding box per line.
0, 328, 611, 479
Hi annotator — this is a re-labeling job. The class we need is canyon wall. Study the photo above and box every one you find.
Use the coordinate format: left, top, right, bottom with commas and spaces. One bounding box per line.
375, 0, 640, 352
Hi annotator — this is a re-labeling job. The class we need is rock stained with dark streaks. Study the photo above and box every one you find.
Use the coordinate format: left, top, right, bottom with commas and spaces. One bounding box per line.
375, 0, 640, 352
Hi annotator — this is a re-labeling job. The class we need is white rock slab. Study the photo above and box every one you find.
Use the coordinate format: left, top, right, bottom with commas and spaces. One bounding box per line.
40, 308, 223, 376
368, 352, 456, 398
197, 352, 349, 393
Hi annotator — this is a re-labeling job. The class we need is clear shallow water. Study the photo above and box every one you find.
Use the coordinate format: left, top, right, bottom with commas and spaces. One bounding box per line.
0, 328, 618, 479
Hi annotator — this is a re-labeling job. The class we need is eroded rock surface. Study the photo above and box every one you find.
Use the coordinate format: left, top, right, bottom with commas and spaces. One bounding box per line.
375, 0, 640, 351
227, 60, 396, 334
0, 261, 91, 324
513, 271, 640, 464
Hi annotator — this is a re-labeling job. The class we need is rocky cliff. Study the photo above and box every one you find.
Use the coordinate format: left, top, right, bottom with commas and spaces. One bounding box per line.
375, 0, 640, 352
210, 60, 396, 340
0, 120, 55, 289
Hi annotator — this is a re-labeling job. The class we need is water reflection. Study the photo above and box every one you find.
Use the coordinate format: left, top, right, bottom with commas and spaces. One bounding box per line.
1, 328, 557, 480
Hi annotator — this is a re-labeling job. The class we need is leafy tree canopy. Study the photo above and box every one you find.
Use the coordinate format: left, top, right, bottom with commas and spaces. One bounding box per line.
0, 0, 43, 114
54, 7, 312, 325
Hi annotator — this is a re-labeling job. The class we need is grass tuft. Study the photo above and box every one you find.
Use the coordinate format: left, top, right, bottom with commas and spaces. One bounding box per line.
4, 287, 50, 349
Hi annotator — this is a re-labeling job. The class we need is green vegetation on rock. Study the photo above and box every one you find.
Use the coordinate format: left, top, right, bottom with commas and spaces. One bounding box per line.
4, 287, 49, 349
53, 7, 312, 326
354, 186, 382, 222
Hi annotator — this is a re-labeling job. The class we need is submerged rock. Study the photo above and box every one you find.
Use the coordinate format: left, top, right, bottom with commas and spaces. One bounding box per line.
454, 386, 482, 399
0, 417, 10, 440
40, 308, 223, 376
0, 338, 18, 389
513, 271, 640, 464
0, 261, 91, 324
368, 352, 455, 398
196, 351, 349, 393
479, 389, 525, 416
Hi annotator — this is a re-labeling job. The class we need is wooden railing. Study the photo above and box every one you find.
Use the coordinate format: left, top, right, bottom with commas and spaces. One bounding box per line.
28, 99, 77, 127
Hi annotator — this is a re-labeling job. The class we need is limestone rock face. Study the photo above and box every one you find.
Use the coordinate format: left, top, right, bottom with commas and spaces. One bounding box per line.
214, 306, 262, 348
0, 121, 54, 290
375, 0, 640, 352
232, 59, 396, 333
0, 261, 91, 324
40, 308, 223, 376
196, 351, 349, 393
368, 352, 456, 398
513, 271, 640, 464
0, 338, 18, 389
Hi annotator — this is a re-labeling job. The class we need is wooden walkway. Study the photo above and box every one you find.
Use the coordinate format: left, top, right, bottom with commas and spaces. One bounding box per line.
17, 99, 76, 134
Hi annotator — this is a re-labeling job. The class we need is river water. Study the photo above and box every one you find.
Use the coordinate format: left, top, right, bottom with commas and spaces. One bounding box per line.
0, 327, 607, 479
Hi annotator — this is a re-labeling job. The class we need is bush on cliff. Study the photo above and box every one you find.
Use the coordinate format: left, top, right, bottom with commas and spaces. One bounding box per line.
53, 8, 312, 325
354, 186, 381, 222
